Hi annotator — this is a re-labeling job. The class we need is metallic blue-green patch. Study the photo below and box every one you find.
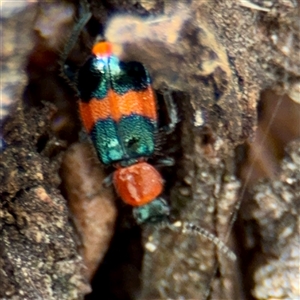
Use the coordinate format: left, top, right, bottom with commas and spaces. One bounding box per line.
133, 198, 170, 224
78, 56, 151, 102
90, 115, 157, 165
111, 60, 151, 95
118, 114, 157, 159
78, 57, 110, 102
90, 118, 122, 165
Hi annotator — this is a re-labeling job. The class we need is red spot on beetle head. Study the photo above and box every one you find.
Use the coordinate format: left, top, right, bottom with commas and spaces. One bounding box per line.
92, 41, 113, 57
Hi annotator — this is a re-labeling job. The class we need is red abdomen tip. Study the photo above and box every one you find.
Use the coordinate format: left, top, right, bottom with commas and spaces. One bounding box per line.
113, 162, 163, 207
92, 41, 113, 57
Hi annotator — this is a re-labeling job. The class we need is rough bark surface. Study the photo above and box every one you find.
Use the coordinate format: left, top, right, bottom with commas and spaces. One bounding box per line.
241, 139, 300, 300
1, 0, 299, 299
0, 103, 90, 299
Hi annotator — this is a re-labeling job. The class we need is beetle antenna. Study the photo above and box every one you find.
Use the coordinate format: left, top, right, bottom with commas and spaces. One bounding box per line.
59, 0, 92, 78
166, 220, 237, 261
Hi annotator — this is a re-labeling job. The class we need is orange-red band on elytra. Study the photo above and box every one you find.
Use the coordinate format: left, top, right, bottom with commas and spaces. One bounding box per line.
79, 86, 157, 133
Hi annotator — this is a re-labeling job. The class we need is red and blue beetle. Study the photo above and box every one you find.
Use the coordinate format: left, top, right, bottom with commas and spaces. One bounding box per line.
77, 41, 170, 224
60, 10, 235, 259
